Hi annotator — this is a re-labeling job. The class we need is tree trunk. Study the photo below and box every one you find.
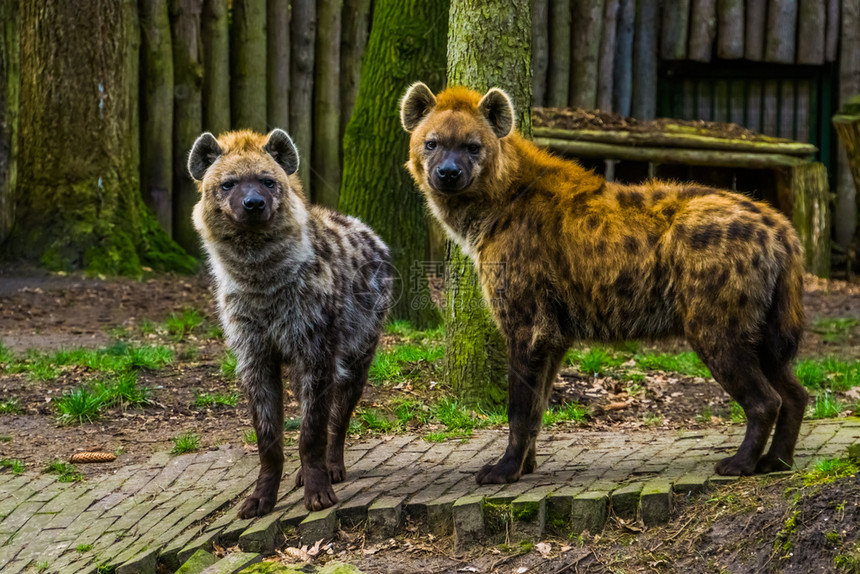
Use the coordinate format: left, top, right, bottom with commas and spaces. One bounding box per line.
613, 0, 634, 115
340, 0, 371, 135
202, 0, 230, 134
745, 0, 767, 60
632, 0, 657, 119
170, 0, 204, 255
0, 0, 19, 246
446, 0, 532, 407
139, 0, 174, 236
6, 0, 193, 274
231, 0, 267, 132
531, 0, 549, 107
765, 0, 798, 63
716, 0, 744, 59
266, 0, 290, 130
312, 0, 342, 208
797, 0, 825, 64
338, 0, 446, 329
660, 0, 690, 60
547, 0, 570, 108
688, 0, 716, 62
290, 0, 315, 190
597, 0, 619, 112
835, 0, 860, 248
570, 0, 603, 110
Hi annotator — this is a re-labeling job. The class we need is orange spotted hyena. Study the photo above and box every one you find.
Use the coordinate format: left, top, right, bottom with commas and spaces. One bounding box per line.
401, 83, 806, 484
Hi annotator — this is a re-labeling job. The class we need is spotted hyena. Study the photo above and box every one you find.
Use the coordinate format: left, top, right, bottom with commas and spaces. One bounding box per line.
401, 83, 807, 484
189, 129, 392, 516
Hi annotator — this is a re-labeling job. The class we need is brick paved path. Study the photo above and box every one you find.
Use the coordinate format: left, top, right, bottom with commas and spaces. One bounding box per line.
2, 420, 859, 574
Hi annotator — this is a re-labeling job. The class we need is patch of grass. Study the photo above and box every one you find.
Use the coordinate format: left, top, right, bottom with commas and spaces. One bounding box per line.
170, 431, 201, 455
284, 417, 302, 431
139, 319, 157, 335
44, 460, 82, 482
242, 429, 257, 445
642, 413, 663, 427
696, 406, 713, 424
391, 398, 428, 426
0, 398, 23, 415
730, 401, 746, 423
434, 398, 478, 431
0, 435, 11, 442
34, 561, 49, 572
385, 320, 445, 343
795, 359, 830, 389
193, 390, 240, 408
477, 405, 508, 427
802, 457, 859, 486
0, 459, 24, 475
220, 351, 237, 379
94, 372, 151, 409
543, 403, 589, 426
205, 325, 224, 340
357, 408, 395, 433
0, 342, 19, 371
815, 317, 858, 343
166, 308, 204, 340
76, 544, 93, 552
423, 430, 472, 442
807, 391, 843, 420
795, 358, 860, 391
54, 387, 104, 425
834, 542, 860, 572
579, 348, 612, 376
634, 351, 710, 378
369, 342, 444, 385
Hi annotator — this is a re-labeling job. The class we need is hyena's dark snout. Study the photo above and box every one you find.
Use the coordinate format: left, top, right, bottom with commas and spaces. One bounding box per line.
242, 191, 266, 213
431, 156, 469, 193
229, 182, 273, 226
436, 159, 462, 182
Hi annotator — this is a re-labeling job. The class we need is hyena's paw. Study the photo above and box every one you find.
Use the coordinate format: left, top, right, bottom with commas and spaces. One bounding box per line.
755, 454, 793, 474
476, 458, 522, 485
715, 454, 757, 476
237, 492, 276, 519
328, 461, 347, 484
521, 451, 537, 475
302, 468, 338, 511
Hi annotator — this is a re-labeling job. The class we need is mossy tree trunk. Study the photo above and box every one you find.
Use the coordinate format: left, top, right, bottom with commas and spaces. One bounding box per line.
231, 0, 267, 132
140, 0, 174, 236
290, 0, 315, 190
312, 0, 342, 207
202, 0, 230, 134
266, 0, 290, 131
5, 0, 194, 274
170, 0, 204, 255
446, 0, 532, 408
340, 0, 371, 138
0, 0, 19, 245
338, 0, 446, 329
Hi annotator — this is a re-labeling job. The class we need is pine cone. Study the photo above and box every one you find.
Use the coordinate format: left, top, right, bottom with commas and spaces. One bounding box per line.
69, 452, 116, 464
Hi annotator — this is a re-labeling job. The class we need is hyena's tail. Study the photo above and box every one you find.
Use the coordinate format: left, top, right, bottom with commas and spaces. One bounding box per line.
761, 241, 805, 366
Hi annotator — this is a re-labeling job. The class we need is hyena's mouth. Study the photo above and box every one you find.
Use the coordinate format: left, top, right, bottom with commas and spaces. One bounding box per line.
429, 174, 473, 195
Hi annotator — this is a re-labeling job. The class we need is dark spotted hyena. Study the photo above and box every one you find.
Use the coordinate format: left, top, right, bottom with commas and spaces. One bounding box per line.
401, 83, 807, 484
189, 129, 392, 516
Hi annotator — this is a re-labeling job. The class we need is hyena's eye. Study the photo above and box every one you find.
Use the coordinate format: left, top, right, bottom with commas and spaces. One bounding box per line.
261, 178, 276, 189
425, 140, 437, 151
221, 181, 235, 191
467, 143, 481, 154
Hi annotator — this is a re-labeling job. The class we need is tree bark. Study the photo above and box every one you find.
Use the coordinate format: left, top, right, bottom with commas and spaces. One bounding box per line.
290, 0, 315, 190
231, 0, 267, 132
312, 0, 342, 208
0, 0, 19, 245
547, 0, 571, 107
825, 0, 839, 61
716, 0, 744, 59
660, 0, 690, 60
338, 0, 447, 329
765, 0, 798, 63
202, 0, 230, 134
170, 0, 204, 255
266, 0, 290, 130
531, 0, 549, 107
797, 0, 826, 64
571, 0, 604, 110
340, 0, 371, 135
7, 0, 193, 273
836, 0, 860, 248
745, 0, 767, 60
688, 0, 716, 62
446, 0, 532, 407
597, 0, 619, 111
632, 0, 657, 119
613, 0, 634, 115
139, 0, 174, 236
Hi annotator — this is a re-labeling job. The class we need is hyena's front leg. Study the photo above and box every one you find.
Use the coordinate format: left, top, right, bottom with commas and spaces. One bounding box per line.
295, 361, 338, 511
238, 352, 285, 519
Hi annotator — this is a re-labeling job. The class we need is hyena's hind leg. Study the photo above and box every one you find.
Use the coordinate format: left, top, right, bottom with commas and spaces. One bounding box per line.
326, 340, 379, 483
522, 345, 567, 475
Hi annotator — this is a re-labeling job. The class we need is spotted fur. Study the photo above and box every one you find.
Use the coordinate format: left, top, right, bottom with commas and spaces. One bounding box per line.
190, 129, 392, 516
401, 83, 807, 484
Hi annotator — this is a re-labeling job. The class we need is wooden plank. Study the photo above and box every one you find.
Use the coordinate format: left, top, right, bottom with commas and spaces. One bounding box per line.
548, 0, 572, 107
730, 80, 745, 125
682, 79, 695, 119
688, 0, 716, 62
836, 0, 860, 247
613, 0, 634, 115
765, 0, 798, 63
797, 0, 826, 64
745, 0, 767, 60
746, 80, 763, 133
763, 80, 779, 137
571, 0, 604, 109
632, 0, 658, 119
777, 163, 831, 277
535, 137, 809, 168
597, 0, 620, 111
825, 0, 840, 61
717, 0, 744, 59
796, 80, 811, 143
713, 80, 728, 123
660, 0, 690, 60
531, 0, 550, 107
780, 81, 796, 139
697, 80, 711, 121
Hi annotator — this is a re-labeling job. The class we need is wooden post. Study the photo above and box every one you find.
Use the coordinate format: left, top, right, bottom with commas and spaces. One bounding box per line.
825, 0, 840, 61
290, 0, 315, 190
688, 0, 716, 62
312, 0, 343, 207
632, 0, 658, 119
230, 0, 267, 132
547, 0, 571, 107
597, 0, 619, 112
340, 0, 371, 134
717, 0, 744, 59
765, 0, 798, 63
745, 0, 767, 60
267, 0, 290, 130
836, 0, 860, 248
833, 98, 860, 197
0, 0, 19, 245
570, 0, 603, 110
531, 0, 549, 107
797, 0, 826, 64
202, 0, 230, 135
777, 163, 831, 277
660, 0, 690, 60
613, 0, 634, 116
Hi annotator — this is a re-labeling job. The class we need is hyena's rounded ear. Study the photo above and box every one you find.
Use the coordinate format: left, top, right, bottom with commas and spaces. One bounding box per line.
479, 88, 515, 138
188, 133, 223, 181
264, 129, 300, 175
400, 82, 437, 133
